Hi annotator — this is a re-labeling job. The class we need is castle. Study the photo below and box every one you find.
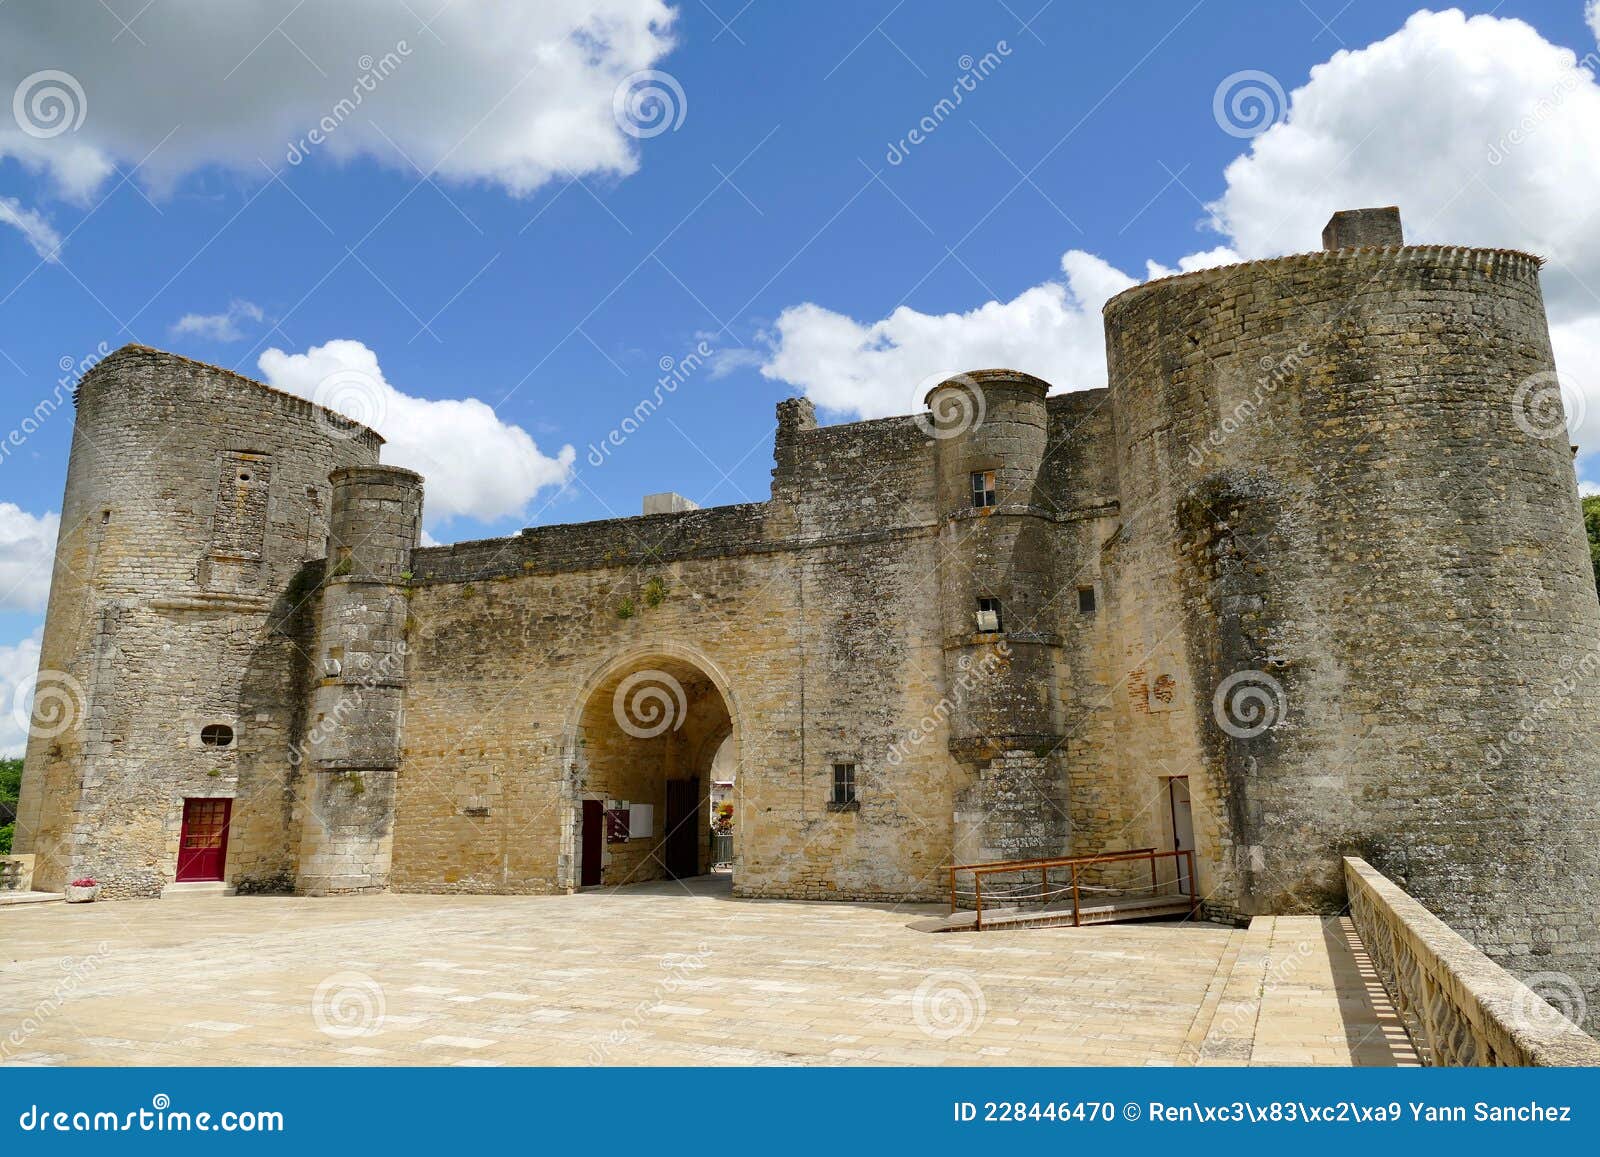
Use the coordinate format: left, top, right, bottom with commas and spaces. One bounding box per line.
14, 207, 1600, 1029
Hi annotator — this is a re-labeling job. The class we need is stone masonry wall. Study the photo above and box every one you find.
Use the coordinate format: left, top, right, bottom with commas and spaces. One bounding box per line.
391, 407, 962, 901
13, 346, 380, 896
1105, 245, 1600, 1028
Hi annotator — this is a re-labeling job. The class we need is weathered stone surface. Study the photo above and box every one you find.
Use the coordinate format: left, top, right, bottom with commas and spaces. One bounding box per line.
15, 217, 1600, 1034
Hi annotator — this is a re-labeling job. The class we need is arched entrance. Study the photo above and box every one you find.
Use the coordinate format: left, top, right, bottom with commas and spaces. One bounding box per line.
564, 648, 738, 890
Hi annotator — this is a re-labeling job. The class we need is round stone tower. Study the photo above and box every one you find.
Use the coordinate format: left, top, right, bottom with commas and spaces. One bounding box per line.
297, 464, 423, 895
1103, 213, 1600, 1026
11, 346, 383, 896
926, 369, 1067, 864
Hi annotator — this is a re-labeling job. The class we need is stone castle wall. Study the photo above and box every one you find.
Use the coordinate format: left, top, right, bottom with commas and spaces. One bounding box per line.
15, 215, 1600, 1030
1104, 244, 1600, 1015
13, 346, 381, 896
391, 407, 963, 901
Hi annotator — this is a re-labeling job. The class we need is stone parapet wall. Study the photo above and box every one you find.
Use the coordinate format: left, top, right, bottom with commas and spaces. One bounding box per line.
1345, 858, 1600, 1063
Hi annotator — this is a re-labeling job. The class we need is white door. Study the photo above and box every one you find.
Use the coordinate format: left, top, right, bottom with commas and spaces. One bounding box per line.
1168, 777, 1194, 895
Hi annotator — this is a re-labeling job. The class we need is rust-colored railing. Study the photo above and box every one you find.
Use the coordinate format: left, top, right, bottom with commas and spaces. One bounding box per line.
948, 847, 1198, 931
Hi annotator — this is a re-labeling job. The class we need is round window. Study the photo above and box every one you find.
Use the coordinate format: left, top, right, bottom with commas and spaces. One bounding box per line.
200, 723, 234, 748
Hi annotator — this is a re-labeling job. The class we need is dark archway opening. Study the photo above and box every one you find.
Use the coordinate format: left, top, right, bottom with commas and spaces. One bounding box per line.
571, 655, 735, 889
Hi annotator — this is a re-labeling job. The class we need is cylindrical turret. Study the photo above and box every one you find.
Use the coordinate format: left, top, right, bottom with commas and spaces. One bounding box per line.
926, 370, 1067, 864
1104, 229, 1600, 1028
298, 465, 423, 894
11, 346, 381, 896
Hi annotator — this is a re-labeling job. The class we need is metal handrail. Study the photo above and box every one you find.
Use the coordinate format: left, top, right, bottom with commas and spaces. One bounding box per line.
948, 847, 1198, 931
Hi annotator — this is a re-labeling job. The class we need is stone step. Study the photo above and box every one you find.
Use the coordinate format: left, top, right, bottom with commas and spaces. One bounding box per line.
1178, 926, 1247, 1065
1196, 915, 1421, 1066
1197, 915, 1275, 1064
0, 890, 64, 907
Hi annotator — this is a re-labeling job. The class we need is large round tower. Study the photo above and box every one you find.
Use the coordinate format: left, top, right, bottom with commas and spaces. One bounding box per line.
1103, 209, 1600, 1026
926, 369, 1067, 864
11, 346, 382, 896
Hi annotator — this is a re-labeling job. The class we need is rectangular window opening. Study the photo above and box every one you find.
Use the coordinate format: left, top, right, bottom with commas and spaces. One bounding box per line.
976, 596, 1003, 633
970, 470, 997, 508
1077, 586, 1097, 616
830, 762, 857, 808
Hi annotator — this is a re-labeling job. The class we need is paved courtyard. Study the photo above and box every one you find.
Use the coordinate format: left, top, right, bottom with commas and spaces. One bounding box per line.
0, 877, 1415, 1066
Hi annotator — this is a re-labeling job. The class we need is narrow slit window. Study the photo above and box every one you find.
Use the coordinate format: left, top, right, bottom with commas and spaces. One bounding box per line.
1077, 586, 1097, 616
970, 470, 997, 508
830, 762, 857, 807
976, 597, 1003, 633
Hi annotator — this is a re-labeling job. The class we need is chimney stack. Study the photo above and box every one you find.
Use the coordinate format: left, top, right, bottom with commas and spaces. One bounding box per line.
1322, 206, 1404, 250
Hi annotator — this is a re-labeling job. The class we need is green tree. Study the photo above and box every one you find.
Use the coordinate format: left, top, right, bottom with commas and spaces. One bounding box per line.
0, 757, 19, 856
1584, 496, 1600, 596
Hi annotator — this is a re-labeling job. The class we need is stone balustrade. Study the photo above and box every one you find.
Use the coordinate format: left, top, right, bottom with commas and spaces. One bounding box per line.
1344, 857, 1600, 1065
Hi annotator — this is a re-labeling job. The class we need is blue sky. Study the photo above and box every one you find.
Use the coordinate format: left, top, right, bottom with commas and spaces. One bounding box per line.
3, 1, 1600, 742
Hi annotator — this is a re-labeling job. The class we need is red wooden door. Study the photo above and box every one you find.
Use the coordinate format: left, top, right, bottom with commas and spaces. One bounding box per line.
580, 800, 604, 887
176, 798, 231, 882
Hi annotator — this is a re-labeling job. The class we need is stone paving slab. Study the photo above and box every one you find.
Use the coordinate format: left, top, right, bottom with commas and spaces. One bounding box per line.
0, 877, 1404, 1067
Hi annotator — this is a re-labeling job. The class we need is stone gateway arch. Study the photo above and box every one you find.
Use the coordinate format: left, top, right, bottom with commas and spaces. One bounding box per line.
14, 207, 1600, 1031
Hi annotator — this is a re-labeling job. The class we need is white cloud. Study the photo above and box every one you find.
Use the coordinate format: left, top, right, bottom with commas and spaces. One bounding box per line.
1204, 9, 1600, 314
0, 195, 61, 260
0, 628, 43, 758
257, 339, 575, 529
0, 505, 59, 613
171, 299, 264, 342
760, 251, 1136, 418
761, 5, 1600, 466
1, 0, 678, 202
1552, 316, 1600, 455
1143, 246, 1242, 282
1197, 7, 1600, 473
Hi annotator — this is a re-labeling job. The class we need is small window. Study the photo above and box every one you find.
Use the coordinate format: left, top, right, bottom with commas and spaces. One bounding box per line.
976, 596, 1003, 633
970, 470, 997, 508
200, 723, 234, 748
1077, 586, 1097, 615
830, 762, 857, 808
